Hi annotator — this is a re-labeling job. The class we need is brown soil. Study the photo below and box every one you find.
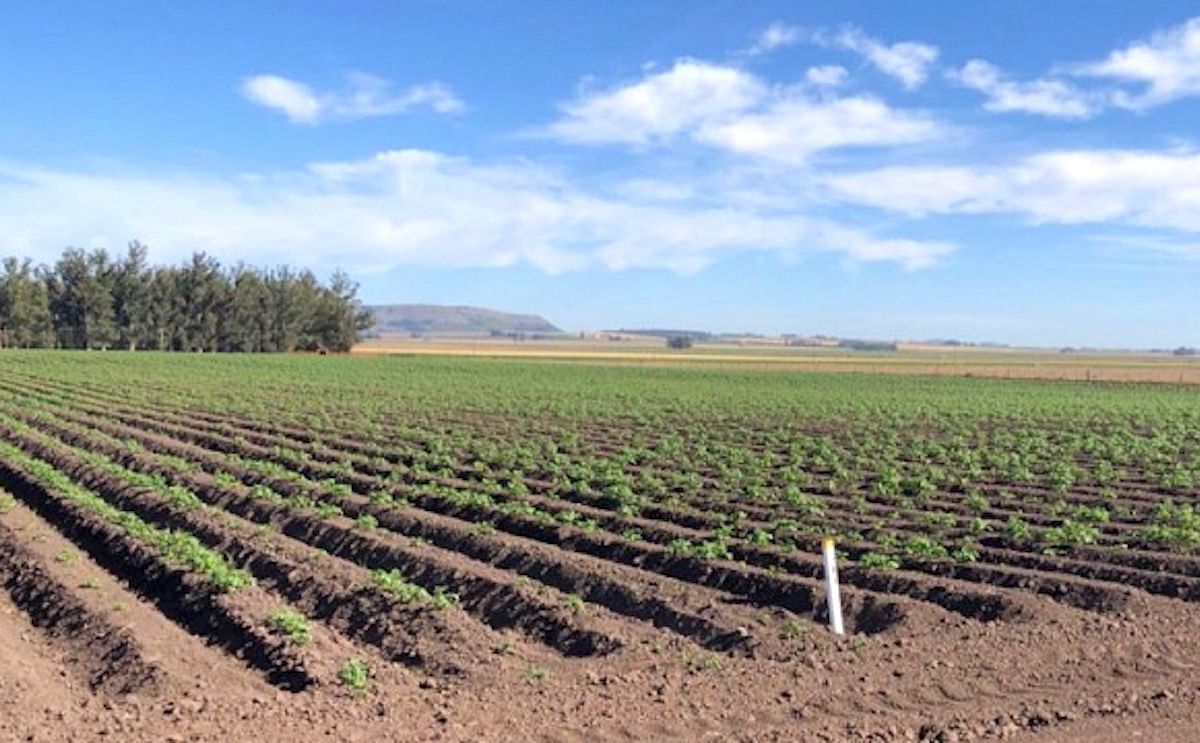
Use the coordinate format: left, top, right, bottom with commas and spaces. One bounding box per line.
38, 397, 1159, 621
3, 382, 1200, 739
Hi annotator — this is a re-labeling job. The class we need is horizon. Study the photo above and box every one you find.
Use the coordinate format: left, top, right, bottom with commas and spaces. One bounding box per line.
3, 2, 1200, 347
361, 301, 1200, 352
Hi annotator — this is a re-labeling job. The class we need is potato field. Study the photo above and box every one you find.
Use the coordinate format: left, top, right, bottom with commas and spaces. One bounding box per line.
2, 352, 1200, 741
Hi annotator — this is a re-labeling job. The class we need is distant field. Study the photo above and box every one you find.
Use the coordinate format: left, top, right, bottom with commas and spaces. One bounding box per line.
355, 336, 1200, 384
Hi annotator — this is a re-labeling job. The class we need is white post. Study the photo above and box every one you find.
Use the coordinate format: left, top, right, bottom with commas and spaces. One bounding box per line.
821, 537, 844, 635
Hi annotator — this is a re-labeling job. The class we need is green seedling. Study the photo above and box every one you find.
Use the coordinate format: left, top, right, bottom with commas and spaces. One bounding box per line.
338, 659, 371, 692
269, 609, 312, 646
562, 593, 585, 614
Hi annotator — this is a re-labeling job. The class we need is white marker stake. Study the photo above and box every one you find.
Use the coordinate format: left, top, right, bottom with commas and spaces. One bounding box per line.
821, 537, 844, 636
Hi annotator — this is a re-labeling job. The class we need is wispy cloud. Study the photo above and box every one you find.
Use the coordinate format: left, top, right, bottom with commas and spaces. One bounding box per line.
240, 72, 464, 124
944, 17, 1200, 119
543, 60, 765, 145
543, 59, 942, 163
948, 59, 1098, 119
694, 96, 940, 165
1074, 16, 1200, 109
824, 147, 1200, 234
816, 26, 939, 89
804, 65, 849, 87
0, 152, 953, 274
743, 22, 803, 57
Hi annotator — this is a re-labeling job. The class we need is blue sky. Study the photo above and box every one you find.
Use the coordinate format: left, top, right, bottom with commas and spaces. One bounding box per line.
2, 1, 1200, 347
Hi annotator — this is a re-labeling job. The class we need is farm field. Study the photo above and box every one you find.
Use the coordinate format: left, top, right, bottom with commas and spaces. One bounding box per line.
354, 336, 1200, 385
2, 352, 1200, 740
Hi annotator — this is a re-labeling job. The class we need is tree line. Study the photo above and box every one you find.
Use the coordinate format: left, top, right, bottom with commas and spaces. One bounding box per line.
0, 242, 372, 352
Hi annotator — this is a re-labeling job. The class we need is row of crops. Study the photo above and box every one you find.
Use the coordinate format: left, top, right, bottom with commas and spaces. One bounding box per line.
2, 350, 1200, 688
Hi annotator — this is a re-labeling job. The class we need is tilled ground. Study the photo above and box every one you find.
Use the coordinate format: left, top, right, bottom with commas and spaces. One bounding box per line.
2, 363, 1200, 741
4, 477, 1200, 742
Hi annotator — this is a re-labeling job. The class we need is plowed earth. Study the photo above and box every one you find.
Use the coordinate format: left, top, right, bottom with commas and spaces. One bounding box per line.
2, 359, 1200, 742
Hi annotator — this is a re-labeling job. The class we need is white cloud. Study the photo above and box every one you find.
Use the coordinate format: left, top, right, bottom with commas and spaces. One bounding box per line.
614, 178, 697, 202
240, 76, 322, 123
804, 65, 849, 87
949, 60, 1097, 118
824, 165, 1006, 215
241, 72, 464, 124
1075, 16, 1200, 109
0, 152, 952, 275
824, 148, 1200, 233
544, 59, 942, 163
745, 22, 803, 56
544, 60, 764, 145
818, 26, 939, 89
695, 96, 941, 165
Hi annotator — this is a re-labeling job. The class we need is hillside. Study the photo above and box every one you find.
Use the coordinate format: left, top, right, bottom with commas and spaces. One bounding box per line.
365, 304, 560, 336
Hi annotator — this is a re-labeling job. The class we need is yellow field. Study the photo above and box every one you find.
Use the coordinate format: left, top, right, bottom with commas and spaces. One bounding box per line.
353, 337, 1200, 384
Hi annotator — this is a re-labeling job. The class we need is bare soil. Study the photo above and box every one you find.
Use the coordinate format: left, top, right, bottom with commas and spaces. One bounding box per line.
2, 375, 1200, 740
6, 470, 1200, 742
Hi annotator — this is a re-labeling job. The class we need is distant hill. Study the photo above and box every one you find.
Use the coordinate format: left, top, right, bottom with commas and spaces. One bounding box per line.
364, 304, 560, 336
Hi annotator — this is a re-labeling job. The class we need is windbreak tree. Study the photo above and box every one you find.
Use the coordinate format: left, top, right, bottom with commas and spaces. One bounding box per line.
113, 241, 153, 350
312, 270, 372, 352
0, 243, 373, 353
47, 248, 117, 349
146, 266, 179, 351
226, 266, 271, 352
0, 258, 54, 348
265, 266, 308, 352
175, 252, 229, 352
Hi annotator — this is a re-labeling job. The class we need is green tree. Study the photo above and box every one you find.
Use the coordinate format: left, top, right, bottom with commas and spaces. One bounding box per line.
0, 258, 54, 348
145, 267, 179, 350
113, 241, 153, 350
309, 269, 372, 352
226, 266, 270, 352
47, 248, 116, 349
265, 267, 314, 352
2, 242, 369, 353
174, 252, 230, 352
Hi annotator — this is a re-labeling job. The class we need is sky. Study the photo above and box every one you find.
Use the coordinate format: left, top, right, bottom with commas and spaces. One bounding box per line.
2, 1, 1200, 347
